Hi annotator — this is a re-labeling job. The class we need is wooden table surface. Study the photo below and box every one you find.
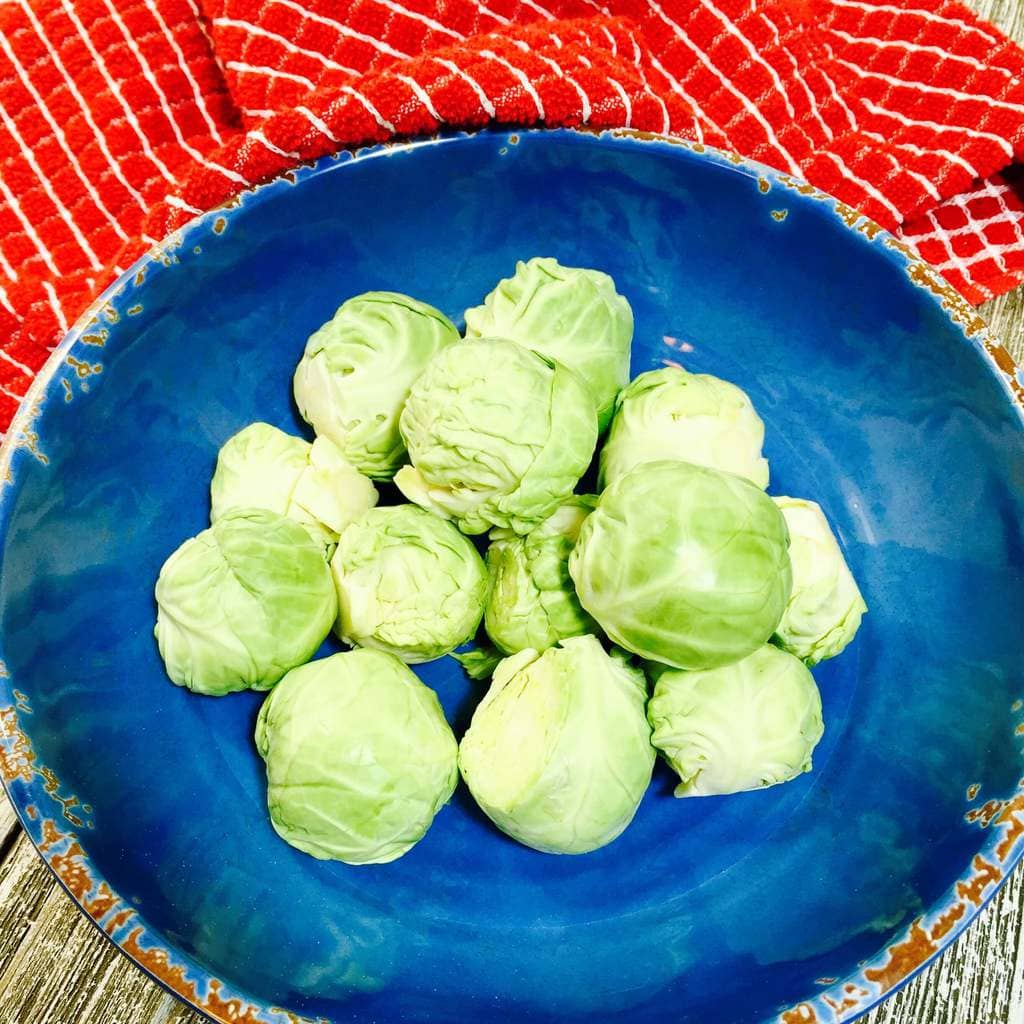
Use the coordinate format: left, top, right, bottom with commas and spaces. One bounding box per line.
3, 1, 1024, 1018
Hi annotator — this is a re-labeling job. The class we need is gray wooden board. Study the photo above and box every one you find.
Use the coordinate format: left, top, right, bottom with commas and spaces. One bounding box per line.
2, 1, 1023, 1015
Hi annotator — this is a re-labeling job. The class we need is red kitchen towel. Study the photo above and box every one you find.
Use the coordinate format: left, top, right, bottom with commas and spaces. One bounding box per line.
1, 0, 1024, 431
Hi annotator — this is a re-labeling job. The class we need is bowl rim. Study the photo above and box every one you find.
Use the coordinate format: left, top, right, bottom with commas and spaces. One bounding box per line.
1, 126, 1023, 1024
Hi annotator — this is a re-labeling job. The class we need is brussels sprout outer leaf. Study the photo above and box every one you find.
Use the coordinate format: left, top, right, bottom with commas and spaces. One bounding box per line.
210, 422, 377, 555
293, 292, 459, 479
772, 497, 867, 665
647, 644, 824, 797
256, 649, 458, 863
397, 338, 598, 535
484, 495, 599, 654
452, 644, 504, 680
570, 460, 792, 670
459, 635, 654, 854
464, 257, 632, 431
599, 367, 769, 490
155, 508, 337, 695
331, 504, 488, 663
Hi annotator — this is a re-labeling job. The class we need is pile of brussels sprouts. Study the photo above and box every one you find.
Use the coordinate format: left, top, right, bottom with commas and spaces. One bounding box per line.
154, 258, 866, 865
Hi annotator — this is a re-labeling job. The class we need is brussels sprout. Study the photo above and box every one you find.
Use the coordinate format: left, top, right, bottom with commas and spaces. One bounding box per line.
395, 339, 598, 535
569, 460, 791, 670
484, 496, 599, 654
293, 292, 459, 479
647, 644, 824, 797
464, 258, 632, 430
773, 497, 867, 665
210, 422, 378, 555
331, 505, 488, 663
256, 649, 458, 863
155, 508, 337, 695
459, 636, 654, 854
599, 367, 769, 490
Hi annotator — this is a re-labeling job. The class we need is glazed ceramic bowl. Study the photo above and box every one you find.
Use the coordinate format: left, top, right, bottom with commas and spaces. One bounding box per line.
2, 130, 1023, 1024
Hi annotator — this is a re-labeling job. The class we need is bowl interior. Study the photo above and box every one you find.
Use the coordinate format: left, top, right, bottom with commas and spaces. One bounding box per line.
2, 131, 1024, 1024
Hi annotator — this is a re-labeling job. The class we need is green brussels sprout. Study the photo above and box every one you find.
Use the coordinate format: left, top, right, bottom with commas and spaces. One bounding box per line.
484, 496, 599, 654
331, 505, 488, 663
293, 292, 460, 479
459, 636, 654, 854
154, 508, 337, 695
647, 644, 824, 796
773, 497, 867, 665
599, 367, 769, 490
210, 422, 378, 555
464, 257, 632, 430
256, 649, 458, 863
395, 339, 598, 535
569, 460, 792, 670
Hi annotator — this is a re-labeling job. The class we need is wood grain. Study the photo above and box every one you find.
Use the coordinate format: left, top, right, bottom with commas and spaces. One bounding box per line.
0, 795, 17, 855
2, 0, 1024, 1019
0, 833, 197, 1024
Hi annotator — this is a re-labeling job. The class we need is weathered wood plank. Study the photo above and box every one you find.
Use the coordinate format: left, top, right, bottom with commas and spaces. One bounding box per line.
0, 791, 18, 856
985, 288, 1024, 365
0, 827, 198, 1023
971, 0, 1024, 50
864, 849, 1024, 1024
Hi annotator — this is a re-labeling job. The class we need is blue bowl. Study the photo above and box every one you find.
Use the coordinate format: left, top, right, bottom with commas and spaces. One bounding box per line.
2, 130, 1024, 1024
